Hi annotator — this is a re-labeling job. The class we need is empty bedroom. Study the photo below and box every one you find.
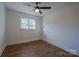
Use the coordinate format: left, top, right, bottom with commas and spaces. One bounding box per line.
0, 2, 79, 57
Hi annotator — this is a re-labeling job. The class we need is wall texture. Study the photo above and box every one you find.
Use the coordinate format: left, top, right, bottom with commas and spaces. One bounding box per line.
43, 3, 79, 55
6, 9, 43, 45
0, 3, 6, 56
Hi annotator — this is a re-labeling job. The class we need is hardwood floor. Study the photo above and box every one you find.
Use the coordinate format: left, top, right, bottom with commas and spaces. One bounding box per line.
1, 40, 78, 57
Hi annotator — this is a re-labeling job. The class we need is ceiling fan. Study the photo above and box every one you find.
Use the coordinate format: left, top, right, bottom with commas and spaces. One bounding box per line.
24, 2, 51, 14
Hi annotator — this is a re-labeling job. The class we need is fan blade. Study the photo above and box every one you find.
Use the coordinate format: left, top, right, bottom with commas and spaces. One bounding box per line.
39, 7, 51, 9
39, 10, 42, 14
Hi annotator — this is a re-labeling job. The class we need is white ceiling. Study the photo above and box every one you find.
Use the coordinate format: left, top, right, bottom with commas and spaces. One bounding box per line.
4, 2, 77, 16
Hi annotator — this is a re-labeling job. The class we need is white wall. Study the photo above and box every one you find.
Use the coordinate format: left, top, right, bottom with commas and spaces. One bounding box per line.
0, 3, 6, 56
6, 9, 43, 45
43, 3, 79, 55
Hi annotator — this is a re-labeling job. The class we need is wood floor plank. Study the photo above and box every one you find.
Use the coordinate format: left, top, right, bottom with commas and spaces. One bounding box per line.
1, 40, 78, 57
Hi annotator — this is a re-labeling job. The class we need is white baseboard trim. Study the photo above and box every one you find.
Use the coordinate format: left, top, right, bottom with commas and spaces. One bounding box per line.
7, 38, 41, 46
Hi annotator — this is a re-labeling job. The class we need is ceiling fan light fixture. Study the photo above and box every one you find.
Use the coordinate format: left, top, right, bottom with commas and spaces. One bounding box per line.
35, 8, 39, 12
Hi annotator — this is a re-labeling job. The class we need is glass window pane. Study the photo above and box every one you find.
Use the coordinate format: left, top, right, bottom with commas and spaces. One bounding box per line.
21, 18, 28, 29
29, 19, 36, 29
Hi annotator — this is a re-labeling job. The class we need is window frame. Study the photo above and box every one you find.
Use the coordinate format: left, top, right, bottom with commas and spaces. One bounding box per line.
20, 18, 36, 30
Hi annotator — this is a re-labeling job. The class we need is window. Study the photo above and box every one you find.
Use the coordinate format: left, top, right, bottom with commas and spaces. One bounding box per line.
21, 18, 36, 30
29, 19, 36, 29
21, 18, 29, 29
